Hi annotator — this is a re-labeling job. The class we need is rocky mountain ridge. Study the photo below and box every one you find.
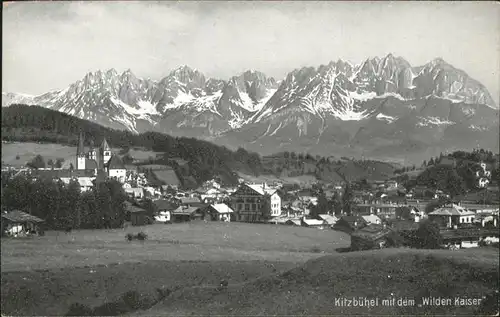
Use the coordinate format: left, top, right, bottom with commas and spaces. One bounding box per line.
3, 54, 498, 163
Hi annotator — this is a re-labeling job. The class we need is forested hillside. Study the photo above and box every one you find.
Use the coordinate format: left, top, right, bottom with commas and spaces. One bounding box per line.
2, 104, 263, 187
395, 150, 500, 199
2, 104, 400, 186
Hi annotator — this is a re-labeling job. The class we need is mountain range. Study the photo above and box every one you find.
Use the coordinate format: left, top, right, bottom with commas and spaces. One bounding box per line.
3, 54, 499, 164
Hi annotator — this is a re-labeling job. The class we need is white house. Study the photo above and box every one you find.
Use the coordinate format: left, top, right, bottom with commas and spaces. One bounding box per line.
122, 183, 132, 189
208, 203, 234, 222
154, 211, 171, 223
230, 183, 282, 222
361, 214, 382, 225
59, 177, 94, 192
125, 187, 144, 199
428, 204, 476, 228
106, 156, 127, 183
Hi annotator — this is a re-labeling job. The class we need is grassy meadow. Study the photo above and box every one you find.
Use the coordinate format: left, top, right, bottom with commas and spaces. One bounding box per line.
1, 142, 159, 167
1, 222, 349, 316
136, 248, 499, 316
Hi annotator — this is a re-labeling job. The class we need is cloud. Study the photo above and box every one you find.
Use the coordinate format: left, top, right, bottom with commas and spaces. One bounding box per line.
2, 1, 499, 106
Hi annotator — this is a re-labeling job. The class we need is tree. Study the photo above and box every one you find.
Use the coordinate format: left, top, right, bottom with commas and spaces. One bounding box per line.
122, 154, 134, 165
27, 155, 46, 169
142, 198, 158, 219
66, 179, 82, 228
413, 220, 442, 249
385, 231, 405, 248
260, 194, 272, 220
329, 192, 343, 216
444, 170, 466, 198
55, 158, 64, 168
310, 189, 329, 218
424, 199, 449, 214
47, 159, 54, 167
342, 183, 354, 216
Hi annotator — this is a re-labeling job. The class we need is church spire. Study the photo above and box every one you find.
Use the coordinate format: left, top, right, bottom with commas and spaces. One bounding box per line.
101, 138, 111, 151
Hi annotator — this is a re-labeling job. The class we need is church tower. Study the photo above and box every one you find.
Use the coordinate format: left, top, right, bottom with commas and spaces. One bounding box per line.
101, 138, 112, 165
76, 132, 86, 170
88, 140, 97, 161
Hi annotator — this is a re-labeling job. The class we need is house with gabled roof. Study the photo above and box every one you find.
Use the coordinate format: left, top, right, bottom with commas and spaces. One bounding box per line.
207, 203, 234, 222
333, 215, 368, 233
231, 183, 281, 222
106, 155, 126, 183
1, 210, 45, 236
350, 224, 393, 251
428, 203, 476, 229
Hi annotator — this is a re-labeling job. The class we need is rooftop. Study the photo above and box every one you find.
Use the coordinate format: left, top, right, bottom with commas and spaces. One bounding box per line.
247, 184, 277, 196
429, 204, 475, 217
210, 203, 234, 214
351, 224, 392, 241
2, 210, 44, 223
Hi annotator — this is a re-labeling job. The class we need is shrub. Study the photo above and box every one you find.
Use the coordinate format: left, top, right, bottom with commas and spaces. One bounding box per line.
310, 246, 322, 253
92, 301, 130, 316
65, 302, 94, 316
137, 232, 148, 241
385, 231, 405, 248
156, 287, 172, 300
125, 233, 134, 241
413, 220, 443, 249
121, 290, 146, 310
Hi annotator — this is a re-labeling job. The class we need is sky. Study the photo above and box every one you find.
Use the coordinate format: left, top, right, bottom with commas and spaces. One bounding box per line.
3, 1, 499, 105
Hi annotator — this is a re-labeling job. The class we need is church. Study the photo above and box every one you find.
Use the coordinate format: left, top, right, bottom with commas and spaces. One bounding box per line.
68, 132, 127, 183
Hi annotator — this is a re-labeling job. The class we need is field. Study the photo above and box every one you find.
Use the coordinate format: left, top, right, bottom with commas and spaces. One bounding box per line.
1, 142, 121, 168
1, 142, 78, 168
137, 248, 499, 317
127, 148, 163, 161
2, 222, 498, 317
1, 222, 349, 316
237, 172, 318, 185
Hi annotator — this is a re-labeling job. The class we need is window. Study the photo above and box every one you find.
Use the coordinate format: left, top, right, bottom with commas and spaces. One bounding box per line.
252, 204, 256, 211
238, 204, 242, 211
245, 204, 250, 211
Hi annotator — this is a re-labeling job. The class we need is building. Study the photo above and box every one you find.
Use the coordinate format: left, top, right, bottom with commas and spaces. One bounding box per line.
361, 214, 382, 225
171, 206, 202, 222
301, 217, 325, 228
125, 188, 145, 199
72, 132, 126, 183
206, 204, 234, 222
333, 215, 368, 233
476, 161, 492, 188
395, 206, 425, 222
125, 202, 151, 226
318, 214, 338, 226
285, 219, 301, 226
440, 228, 499, 249
231, 183, 282, 222
178, 197, 203, 207
60, 177, 94, 192
1, 210, 45, 236
428, 204, 476, 228
350, 224, 393, 251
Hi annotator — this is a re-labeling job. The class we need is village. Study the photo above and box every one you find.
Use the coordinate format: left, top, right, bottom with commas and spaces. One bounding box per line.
2, 133, 499, 252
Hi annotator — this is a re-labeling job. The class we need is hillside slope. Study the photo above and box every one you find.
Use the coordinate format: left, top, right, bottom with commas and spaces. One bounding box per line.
132, 248, 499, 316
